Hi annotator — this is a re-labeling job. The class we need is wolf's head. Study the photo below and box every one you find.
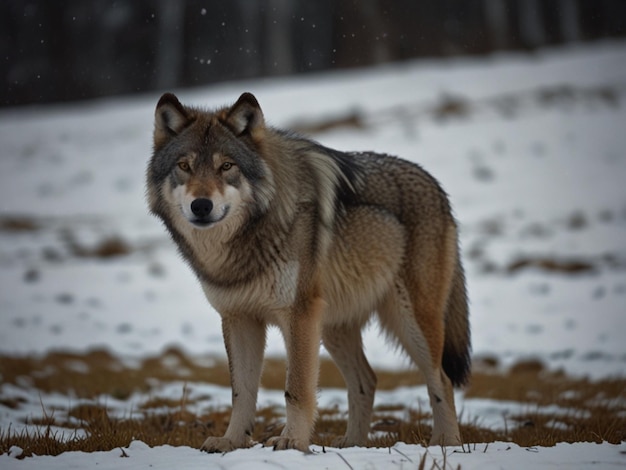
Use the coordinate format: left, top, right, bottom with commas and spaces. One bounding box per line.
148, 93, 274, 230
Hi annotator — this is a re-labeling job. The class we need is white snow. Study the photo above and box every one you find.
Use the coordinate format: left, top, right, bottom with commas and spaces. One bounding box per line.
0, 440, 624, 470
1, 40, 625, 468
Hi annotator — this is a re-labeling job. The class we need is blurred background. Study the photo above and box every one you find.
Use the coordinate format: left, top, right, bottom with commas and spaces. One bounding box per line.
3, 0, 626, 107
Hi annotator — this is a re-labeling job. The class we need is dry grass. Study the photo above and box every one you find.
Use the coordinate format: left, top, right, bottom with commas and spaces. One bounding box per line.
1, 349, 624, 458
289, 82, 624, 135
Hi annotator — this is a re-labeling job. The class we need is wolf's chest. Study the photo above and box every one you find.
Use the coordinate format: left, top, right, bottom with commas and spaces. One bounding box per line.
200, 259, 300, 319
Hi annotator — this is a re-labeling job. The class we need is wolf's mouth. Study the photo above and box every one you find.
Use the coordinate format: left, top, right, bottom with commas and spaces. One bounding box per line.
190, 205, 230, 228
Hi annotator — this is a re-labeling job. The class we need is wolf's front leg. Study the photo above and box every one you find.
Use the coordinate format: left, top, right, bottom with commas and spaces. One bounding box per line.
266, 297, 324, 452
201, 315, 266, 453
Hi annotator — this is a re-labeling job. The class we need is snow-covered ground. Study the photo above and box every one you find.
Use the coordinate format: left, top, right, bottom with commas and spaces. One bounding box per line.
1, 41, 625, 468
2, 439, 624, 470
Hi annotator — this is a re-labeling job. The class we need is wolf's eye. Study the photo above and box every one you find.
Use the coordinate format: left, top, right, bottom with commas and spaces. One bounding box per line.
177, 161, 191, 172
221, 162, 234, 172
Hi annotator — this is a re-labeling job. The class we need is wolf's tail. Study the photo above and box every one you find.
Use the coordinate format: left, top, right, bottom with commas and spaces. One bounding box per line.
442, 261, 471, 387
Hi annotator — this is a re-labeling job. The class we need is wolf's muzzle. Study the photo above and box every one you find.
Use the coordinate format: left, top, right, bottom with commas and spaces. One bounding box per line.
191, 198, 214, 221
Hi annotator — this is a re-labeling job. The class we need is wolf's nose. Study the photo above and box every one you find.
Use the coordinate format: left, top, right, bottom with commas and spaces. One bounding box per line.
191, 198, 213, 219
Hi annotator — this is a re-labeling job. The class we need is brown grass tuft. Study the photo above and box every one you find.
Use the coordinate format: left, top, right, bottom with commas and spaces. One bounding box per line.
1, 349, 624, 457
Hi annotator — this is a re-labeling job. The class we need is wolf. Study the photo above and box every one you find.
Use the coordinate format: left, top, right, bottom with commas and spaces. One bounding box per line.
147, 92, 471, 453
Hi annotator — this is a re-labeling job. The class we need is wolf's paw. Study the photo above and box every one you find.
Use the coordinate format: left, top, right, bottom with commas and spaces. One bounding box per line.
429, 433, 462, 447
265, 436, 310, 453
200, 436, 250, 453
330, 435, 363, 448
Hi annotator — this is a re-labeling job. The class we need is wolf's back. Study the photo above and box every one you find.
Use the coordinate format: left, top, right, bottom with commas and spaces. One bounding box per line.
345, 152, 452, 221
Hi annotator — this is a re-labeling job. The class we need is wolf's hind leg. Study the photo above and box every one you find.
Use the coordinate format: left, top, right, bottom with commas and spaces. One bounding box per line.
378, 281, 462, 447
201, 315, 266, 453
322, 323, 376, 447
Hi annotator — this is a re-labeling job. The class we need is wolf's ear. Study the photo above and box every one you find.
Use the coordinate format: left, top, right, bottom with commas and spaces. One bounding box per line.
154, 93, 190, 147
225, 92, 265, 138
